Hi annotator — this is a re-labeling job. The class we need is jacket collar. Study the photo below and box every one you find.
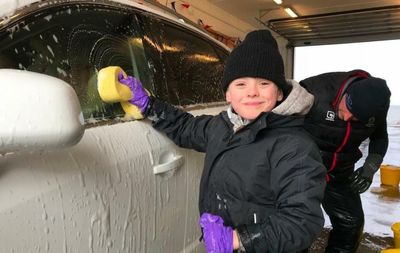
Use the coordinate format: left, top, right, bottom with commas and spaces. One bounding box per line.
273, 79, 314, 116
331, 70, 370, 109
227, 105, 251, 132
222, 110, 304, 142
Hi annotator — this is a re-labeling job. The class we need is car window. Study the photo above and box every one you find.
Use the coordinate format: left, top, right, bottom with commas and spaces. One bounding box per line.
0, 3, 154, 123
141, 18, 227, 106
215, 47, 229, 66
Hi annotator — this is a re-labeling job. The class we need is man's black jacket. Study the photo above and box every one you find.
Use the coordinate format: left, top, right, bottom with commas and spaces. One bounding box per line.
300, 70, 389, 176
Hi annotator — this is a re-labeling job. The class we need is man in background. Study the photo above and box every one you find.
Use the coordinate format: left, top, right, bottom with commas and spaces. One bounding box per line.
300, 70, 391, 253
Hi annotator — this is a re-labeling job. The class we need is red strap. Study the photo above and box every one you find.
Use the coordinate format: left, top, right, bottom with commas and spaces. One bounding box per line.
326, 121, 352, 181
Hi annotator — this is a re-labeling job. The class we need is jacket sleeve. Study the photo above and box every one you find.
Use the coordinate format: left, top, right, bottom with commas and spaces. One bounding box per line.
237, 134, 326, 253
368, 117, 389, 157
144, 96, 214, 152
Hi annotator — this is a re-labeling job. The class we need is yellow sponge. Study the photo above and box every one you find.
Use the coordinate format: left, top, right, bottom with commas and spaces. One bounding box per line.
97, 66, 148, 119
97, 66, 133, 103
120, 101, 145, 119
120, 88, 152, 120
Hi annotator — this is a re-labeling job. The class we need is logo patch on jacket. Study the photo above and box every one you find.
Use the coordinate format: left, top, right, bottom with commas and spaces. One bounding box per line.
325, 111, 335, 121
365, 117, 376, 127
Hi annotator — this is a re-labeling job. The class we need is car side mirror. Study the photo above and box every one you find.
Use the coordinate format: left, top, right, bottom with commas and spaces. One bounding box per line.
0, 69, 85, 153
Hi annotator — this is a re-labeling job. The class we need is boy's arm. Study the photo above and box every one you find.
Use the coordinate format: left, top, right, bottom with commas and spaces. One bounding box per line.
98, 70, 214, 152
145, 96, 214, 152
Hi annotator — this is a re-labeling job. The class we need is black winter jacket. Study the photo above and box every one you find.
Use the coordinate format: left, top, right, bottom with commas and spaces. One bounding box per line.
300, 70, 389, 176
146, 93, 326, 252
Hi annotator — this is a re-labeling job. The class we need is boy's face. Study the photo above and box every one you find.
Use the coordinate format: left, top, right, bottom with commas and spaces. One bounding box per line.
226, 77, 283, 120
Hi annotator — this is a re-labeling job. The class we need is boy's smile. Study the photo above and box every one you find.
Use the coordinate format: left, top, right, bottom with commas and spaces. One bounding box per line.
226, 77, 283, 120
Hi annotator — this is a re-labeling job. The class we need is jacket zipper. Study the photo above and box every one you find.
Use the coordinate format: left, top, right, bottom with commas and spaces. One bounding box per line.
326, 121, 351, 181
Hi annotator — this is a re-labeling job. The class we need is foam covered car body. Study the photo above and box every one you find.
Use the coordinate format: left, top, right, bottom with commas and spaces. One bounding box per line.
0, 1, 229, 252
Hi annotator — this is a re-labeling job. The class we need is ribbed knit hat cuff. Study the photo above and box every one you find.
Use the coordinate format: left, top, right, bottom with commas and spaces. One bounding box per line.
221, 30, 289, 95
345, 77, 391, 122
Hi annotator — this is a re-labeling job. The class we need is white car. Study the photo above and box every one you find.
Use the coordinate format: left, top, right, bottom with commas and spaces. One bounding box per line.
0, 0, 229, 252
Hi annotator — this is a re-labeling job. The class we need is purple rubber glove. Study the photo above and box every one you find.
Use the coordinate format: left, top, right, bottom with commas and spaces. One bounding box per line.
118, 72, 149, 113
199, 213, 233, 253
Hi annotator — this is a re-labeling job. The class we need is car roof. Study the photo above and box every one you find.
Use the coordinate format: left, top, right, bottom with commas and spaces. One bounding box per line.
0, 0, 230, 51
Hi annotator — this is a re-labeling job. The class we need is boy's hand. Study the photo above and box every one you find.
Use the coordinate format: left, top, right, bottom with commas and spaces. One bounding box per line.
118, 72, 149, 113
199, 213, 233, 253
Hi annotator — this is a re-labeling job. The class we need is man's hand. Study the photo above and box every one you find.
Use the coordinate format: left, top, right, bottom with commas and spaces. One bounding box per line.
349, 154, 383, 194
118, 72, 149, 113
199, 213, 233, 253
349, 166, 374, 193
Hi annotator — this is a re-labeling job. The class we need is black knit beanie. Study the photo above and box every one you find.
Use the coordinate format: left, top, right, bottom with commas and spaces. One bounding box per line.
221, 29, 290, 96
345, 77, 391, 123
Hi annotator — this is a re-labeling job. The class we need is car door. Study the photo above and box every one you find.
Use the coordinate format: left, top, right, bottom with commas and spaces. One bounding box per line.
0, 1, 228, 252
136, 12, 230, 251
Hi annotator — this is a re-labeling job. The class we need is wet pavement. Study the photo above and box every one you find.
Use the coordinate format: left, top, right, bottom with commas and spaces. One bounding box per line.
310, 228, 393, 253
312, 125, 400, 252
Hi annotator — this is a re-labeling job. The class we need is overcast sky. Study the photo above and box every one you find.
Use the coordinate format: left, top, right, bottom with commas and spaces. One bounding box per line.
294, 39, 400, 105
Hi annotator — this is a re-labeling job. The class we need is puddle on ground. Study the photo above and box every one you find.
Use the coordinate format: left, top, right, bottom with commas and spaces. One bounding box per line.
370, 185, 400, 200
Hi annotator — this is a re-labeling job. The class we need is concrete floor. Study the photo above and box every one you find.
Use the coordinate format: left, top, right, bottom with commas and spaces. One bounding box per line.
310, 228, 393, 253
